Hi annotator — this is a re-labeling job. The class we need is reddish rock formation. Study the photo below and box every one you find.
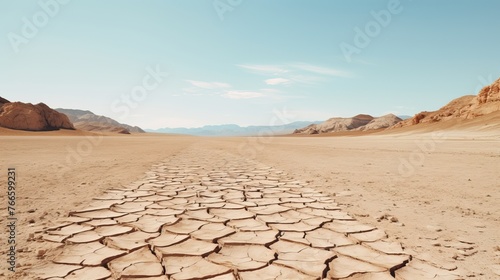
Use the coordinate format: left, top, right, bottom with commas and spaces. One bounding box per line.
0, 97, 10, 105
0, 99, 74, 131
476, 79, 500, 104
392, 77, 500, 128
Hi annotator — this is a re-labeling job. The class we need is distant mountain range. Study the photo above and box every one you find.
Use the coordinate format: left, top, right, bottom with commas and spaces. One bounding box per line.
146, 121, 322, 136
56, 109, 145, 134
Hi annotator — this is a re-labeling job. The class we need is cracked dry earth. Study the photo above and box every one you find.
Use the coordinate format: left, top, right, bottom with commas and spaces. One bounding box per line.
28, 149, 465, 280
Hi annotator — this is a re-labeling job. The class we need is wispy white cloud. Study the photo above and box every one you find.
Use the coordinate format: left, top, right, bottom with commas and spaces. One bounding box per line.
238, 63, 352, 86
183, 75, 294, 100
237, 64, 289, 75
185, 80, 231, 89
183, 80, 282, 100
265, 78, 290, 85
223, 90, 264, 99
290, 63, 352, 78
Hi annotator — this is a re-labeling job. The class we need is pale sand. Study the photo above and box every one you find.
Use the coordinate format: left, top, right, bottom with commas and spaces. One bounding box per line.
0, 131, 499, 278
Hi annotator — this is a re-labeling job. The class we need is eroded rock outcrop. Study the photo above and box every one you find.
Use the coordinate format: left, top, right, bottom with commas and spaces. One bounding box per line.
392, 77, 500, 128
0, 99, 74, 131
355, 114, 402, 131
294, 114, 374, 134
294, 114, 401, 134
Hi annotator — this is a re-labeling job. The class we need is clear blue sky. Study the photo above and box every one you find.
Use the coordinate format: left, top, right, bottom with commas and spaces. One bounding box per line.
1, 0, 499, 128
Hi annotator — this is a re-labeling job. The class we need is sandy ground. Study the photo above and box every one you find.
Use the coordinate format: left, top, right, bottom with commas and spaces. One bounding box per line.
0, 130, 499, 279
213, 133, 500, 278
0, 133, 198, 279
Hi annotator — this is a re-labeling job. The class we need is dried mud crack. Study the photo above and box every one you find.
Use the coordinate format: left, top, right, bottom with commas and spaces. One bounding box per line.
27, 148, 465, 279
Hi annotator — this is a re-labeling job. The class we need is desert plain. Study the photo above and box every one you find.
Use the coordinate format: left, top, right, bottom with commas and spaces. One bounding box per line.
3, 1, 500, 278
0, 123, 499, 279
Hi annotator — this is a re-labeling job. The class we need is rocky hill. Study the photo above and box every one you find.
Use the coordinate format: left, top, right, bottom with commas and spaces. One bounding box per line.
56, 109, 145, 134
355, 114, 403, 131
392, 77, 500, 128
0, 97, 74, 131
294, 114, 401, 134
0, 97, 9, 106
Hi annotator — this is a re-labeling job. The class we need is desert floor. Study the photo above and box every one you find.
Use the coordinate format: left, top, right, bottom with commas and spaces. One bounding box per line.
0, 131, 499, 279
